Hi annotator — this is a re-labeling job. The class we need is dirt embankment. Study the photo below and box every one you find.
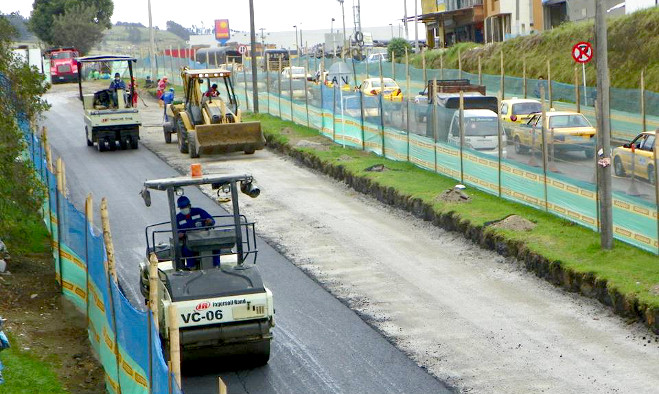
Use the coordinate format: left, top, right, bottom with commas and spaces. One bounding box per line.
0, 243, 104, 393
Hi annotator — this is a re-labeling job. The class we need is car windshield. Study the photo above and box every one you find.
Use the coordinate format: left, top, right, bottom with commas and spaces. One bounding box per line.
370, 79, 398, 88
548, 114, 591, 128
512, 102, 541, 115
51, 51, 75, 59
463, 117, 501, 136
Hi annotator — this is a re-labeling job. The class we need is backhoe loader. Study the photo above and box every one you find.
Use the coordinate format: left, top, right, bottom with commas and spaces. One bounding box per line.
163, 68, 265, 158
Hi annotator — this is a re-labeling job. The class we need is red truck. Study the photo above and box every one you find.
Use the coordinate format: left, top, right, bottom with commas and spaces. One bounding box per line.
44, 47, 79, 83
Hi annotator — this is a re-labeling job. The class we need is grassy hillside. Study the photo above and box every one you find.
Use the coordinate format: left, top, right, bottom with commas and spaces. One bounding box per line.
412, 7, 659, 92
98, 25, 186, 52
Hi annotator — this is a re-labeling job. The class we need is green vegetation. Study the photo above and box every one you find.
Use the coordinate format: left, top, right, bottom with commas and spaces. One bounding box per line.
411, 7, 659, 92
29, 0, 114, 54
246, 112, 659, 312
387, 37, 413, 62
0, 335, 66, 394
0, 17, 50, 255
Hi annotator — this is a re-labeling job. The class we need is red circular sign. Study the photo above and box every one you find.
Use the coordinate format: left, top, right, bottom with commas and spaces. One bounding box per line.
572, 42, 593, 64
238, 45, 248, 55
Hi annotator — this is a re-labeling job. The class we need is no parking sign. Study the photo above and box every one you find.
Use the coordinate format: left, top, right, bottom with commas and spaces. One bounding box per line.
572, 42, 593, 64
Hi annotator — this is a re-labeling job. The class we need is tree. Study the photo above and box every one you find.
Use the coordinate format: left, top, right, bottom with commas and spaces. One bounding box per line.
29, 0, 113, 46
387, 38, 413, 62
2, 12, 35, 41
127, 26, 142, 44
49, 4, 105, 54
166, 20, 191, 41
0, 16, 50, 251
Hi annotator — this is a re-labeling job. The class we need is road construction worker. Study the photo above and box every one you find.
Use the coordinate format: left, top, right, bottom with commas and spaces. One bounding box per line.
108, 72, 126, 107
175, 196, 219, 268
157, 77, 168, 106
205, 83, 219, 97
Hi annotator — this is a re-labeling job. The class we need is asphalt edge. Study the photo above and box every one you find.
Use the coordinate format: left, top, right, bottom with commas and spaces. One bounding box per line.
263, 134, 659, 335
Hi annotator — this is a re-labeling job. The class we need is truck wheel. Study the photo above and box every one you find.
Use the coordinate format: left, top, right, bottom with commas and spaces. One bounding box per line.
164, 128, 172, 143
86, 127, 93, 147
177, 120, 189, 154
108, 139, 117, 151
189, 135, 199, 158
130, 136, 139, 149
119, 137, 129, 150
97, 138, 107, 152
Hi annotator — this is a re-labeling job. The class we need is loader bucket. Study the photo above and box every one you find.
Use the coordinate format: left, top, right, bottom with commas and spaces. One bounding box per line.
193, 121, 266, 156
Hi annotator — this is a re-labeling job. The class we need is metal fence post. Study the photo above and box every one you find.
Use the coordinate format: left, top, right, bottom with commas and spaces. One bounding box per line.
243, 55, 250, 111
459, 91, 465, 184
575, 67, 581, 113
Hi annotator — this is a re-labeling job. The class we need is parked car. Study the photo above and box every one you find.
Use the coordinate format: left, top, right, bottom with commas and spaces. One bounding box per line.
341, 95, 381, 124
282, 66, 311, 80
364, 52, 388, 63
612, 130, 657, 184
510, 110, 596, 158
413, 86, 429, 122
500, 98, 542, 137
447, 109, 507, 157
358, 77, 403, 102
280, 78, 311, 100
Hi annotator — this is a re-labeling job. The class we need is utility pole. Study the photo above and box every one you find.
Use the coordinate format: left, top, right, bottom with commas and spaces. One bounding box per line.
338, 0, 347, 52
404, 0, 409, 40
147, 0, 156, 79
595, 0, 612, 249
249, 0, 259, 112
414, 0, 419, 51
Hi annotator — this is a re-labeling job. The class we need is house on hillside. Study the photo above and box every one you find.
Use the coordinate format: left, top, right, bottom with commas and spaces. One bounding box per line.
416, 0, 545, 49
416, 0, 657, 48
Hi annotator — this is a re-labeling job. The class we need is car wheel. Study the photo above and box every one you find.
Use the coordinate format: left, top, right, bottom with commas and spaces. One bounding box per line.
613, 156, 626, 177
584, 148, 595, 159
649, 165, 656, 185
514, 137, 527, 154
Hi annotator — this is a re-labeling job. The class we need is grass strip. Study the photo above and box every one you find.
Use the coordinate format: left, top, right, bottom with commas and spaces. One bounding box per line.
0, 334, 65, 394
246, 112, 659, 317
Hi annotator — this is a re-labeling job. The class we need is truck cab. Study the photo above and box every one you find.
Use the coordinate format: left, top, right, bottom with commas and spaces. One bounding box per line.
44, 47, 79, 83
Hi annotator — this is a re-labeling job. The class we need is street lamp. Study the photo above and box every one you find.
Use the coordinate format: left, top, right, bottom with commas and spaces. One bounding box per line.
293, 25, 299, 55
338, 0, 347, 53
389, 23, 393, 40
331, 18, 336, 57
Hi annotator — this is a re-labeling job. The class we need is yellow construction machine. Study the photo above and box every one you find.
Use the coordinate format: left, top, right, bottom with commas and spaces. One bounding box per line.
163, 67, 265, 158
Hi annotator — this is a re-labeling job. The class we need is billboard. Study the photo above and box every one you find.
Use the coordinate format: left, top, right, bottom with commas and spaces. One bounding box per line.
215, 19, 230, 43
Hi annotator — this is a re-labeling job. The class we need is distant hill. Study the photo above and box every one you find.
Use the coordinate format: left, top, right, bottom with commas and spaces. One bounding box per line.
96, 24, 187, 54
2, 13, 36, 42
415, 7, 659, 92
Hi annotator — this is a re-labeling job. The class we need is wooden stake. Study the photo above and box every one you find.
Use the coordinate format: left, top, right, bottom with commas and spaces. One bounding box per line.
100, 198, 118, 281
641, 69, 646, 133
457, 48, 461, 79
478, 55, 482, 85
500, 50, 504, 100
547, 60, 552, 108
168, 304, 182, 388
149, 253, 159, 334
422, 47, 427, 86
523, 58, 527, 98
218, 377, 228, 394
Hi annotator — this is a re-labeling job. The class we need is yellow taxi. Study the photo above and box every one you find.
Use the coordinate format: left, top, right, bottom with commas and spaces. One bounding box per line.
358, 77, 403, 101
612, 129, 656, 184
511, 110, 597, 159
500, 98, 542, 123
500, 98, 542, 138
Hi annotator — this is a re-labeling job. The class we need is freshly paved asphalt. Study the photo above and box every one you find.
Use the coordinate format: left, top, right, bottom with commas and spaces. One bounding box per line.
41, 85, 453, 394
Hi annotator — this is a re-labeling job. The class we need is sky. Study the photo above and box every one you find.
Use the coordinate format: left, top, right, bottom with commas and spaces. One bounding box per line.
5, 0, 423, 34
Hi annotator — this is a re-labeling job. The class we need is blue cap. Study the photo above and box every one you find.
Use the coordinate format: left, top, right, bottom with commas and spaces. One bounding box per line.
177, 195, 190, 208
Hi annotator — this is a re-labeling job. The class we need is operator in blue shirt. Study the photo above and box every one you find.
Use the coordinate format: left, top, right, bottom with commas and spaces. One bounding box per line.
176, 196, 218, 268
108, 72, 127, 108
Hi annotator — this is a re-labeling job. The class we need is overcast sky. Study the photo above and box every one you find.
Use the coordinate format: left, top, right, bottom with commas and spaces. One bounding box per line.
5, 0, 422, 33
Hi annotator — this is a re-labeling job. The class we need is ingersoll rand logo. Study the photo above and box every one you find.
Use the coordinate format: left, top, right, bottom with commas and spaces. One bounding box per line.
196, 301, 211, 311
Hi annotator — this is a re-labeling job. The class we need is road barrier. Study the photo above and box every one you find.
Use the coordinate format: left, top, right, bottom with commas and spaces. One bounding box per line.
130, 54, 657, 254
19, 119, 182, 394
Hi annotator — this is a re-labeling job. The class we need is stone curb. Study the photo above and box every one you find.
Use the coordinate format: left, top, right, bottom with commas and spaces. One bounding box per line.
264, 134, 659, 335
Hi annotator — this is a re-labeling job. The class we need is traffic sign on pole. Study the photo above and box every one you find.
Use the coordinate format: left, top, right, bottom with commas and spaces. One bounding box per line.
238, 45, 248, 55
573, 42, 593, 106
572, 42, 593, 64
